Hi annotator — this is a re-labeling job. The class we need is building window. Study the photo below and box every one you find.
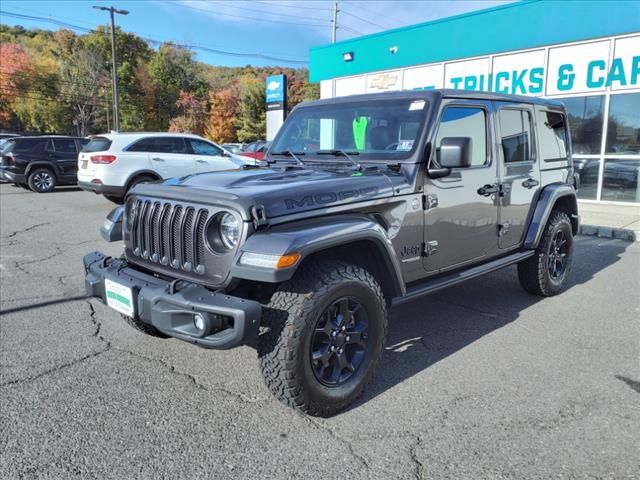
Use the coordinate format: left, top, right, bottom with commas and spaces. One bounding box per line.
574, 158, 600, 200
600, 159, 640, 203
559, 95, 604, 155
606, 93, 640, 155
499, 109, 533, 163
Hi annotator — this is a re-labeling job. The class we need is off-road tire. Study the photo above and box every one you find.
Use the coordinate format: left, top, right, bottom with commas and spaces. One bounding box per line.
126, 175, 157, 194
518, 211, 574, 296
121, 314, 170, 338
258, 261, 387, 417
28, 168, 56, 193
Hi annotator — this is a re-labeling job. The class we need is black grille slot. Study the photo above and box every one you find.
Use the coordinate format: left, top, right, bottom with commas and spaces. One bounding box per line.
129, 199, 209, 275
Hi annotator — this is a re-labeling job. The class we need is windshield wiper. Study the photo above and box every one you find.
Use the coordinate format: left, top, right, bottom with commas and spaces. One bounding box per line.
316, 149, 362, 171
270, 150, 306, 167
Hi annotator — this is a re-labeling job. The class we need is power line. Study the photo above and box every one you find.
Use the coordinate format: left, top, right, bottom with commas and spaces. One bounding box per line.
0, 9, 309, 64
185, 0, 332, 22
339, 25, 364, 36
253, 1, 333, 11
340, 9, 387, 30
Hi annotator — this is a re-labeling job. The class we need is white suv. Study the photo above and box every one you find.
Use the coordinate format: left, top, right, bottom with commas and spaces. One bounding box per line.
77, 132, 248, 203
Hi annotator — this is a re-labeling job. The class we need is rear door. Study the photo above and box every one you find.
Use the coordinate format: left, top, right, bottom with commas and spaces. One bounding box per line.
51, 137, 80, 179
495, 102, 540, 249
149, 137, 197, 178
188, 138, 236, 172
423, 99, 500, 273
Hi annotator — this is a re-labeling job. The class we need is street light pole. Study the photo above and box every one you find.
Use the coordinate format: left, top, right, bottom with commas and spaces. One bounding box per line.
93, 5, 128, 132
332, 1, 338, 43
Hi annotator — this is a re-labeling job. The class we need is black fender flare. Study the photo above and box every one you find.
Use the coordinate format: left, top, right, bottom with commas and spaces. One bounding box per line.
523, 183, 578, 249
25, 161, 62, 178
230, 214, 406, 297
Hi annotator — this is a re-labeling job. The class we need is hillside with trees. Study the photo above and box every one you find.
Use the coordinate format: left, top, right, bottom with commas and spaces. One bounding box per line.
0, 24, 319, 142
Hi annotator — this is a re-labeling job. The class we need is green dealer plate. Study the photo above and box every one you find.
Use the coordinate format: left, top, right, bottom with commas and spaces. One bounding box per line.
105, 278, 135, 317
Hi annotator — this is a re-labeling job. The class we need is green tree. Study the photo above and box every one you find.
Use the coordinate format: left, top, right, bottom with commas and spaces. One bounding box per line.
235, 76, 266, 142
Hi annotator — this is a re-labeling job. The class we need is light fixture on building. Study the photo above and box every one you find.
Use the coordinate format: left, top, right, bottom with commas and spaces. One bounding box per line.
343, 51, 354, 62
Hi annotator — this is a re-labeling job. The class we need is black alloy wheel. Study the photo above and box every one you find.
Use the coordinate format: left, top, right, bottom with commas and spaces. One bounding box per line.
547, 229, 569, 280
28, 168, 56, 193
310, 297, 369, 387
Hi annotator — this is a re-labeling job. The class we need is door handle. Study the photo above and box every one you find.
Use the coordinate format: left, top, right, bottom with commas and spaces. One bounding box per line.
151, 157, 165, 162
196, 159, 208, 164
477, 184, 499, 196
522, 178, 540, 189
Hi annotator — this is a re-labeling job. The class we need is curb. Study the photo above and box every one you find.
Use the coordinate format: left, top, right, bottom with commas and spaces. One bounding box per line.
578, 224, 637, 242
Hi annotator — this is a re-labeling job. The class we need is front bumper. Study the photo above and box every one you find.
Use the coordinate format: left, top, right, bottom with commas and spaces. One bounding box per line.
83, 251, 262, 349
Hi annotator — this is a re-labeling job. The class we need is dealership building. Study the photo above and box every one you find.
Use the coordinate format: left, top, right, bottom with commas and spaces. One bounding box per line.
309, 0, 640, 204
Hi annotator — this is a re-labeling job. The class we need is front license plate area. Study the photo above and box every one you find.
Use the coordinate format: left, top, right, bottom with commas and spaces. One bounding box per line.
105, 278, 135, 317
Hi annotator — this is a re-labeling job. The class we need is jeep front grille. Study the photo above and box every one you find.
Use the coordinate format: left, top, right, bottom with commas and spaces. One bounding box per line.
129, 199, 209, 275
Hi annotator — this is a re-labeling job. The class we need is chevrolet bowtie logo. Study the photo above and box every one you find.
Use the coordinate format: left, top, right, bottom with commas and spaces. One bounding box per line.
370, 74, 398, 90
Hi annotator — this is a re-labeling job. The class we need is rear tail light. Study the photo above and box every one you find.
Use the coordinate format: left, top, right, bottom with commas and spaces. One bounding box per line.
90, 155, 117, 164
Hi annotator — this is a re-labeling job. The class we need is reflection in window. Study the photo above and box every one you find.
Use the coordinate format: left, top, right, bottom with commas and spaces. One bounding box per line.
538, 111, 568, 161
499, 109, 532, 163
601, 159, 640, 203
606, 93, 640, 154
560, 95, 604, 154
574, 158, 600, 200
435, 107, 487, 167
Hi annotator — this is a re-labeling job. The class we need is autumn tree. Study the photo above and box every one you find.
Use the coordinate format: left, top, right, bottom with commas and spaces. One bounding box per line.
0, 43, 32, 128
168, 90, 207, 135
204, 82, 239, 143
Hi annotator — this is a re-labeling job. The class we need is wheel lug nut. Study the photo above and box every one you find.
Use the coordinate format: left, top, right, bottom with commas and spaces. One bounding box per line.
330, 346, 336, 352
341, 326, 346, 331
338, 348, 343, 355
345, 336, 350, 342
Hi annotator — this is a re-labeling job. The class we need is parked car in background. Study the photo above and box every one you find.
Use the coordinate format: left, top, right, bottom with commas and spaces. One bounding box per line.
240, 140, 270, 161
0, 136, 88, 192
221, 143, 245, 154
77, 132, 250, 203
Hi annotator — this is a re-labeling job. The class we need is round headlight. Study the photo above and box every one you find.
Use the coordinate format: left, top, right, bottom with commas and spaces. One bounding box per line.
219, 213, 240, 249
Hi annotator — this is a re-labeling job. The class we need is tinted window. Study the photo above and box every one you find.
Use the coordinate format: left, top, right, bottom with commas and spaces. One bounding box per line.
190, 139, 222, 156
601, 159, 640, 203
538, 111, 568, 161
155, 137, 188, 154
12, 138, 47, 153
560, 95, 604, 154
127, 138, 156, 152
52, 138, 78, 153
435, 106, 487, 167
606, 93, 640, 154
499, 109, 533, 163
83, 136, 112, 153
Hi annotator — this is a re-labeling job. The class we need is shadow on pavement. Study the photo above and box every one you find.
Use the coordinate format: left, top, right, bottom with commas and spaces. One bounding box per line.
352, 237, 632, 409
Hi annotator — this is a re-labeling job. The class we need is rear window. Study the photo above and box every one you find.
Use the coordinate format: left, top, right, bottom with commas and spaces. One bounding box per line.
9, 138, 47, 153
538, 111, 568, 161
83, 137, 112, 153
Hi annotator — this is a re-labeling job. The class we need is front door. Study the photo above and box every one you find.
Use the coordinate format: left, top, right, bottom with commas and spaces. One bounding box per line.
188, 138, 235, 173
423, 100, 500, 273
495, 102, 540, 249
149, 137, 198, 179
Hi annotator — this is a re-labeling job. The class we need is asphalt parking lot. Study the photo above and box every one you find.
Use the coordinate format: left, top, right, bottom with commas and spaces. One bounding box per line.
1, 183, 639, 479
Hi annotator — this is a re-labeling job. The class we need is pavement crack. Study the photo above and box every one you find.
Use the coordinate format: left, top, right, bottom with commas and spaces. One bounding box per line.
410, 435, 426, 480
0, 348, 110, 388
4, 222, 50, 239
86, 300, 111, 348
615, 375, 640, 394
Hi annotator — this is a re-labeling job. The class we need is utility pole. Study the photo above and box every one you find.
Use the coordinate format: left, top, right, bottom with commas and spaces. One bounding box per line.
332, 0, 338, 43
93, 5, 128, 132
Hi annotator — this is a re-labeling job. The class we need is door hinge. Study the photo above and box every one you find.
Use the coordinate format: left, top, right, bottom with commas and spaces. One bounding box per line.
423, 240, 439, 256
422, 194, 438, 210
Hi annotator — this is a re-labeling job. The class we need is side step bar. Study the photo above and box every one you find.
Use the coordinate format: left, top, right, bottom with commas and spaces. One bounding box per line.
392, 250, 535, 306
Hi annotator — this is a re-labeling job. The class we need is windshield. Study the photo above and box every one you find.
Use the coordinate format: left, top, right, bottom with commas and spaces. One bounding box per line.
271, 98, 428, 160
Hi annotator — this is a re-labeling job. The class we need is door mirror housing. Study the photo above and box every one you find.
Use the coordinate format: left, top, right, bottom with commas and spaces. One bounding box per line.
437, 137, 472, 169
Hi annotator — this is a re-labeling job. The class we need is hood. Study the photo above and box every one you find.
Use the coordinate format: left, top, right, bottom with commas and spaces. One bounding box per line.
163, 166, 397, 219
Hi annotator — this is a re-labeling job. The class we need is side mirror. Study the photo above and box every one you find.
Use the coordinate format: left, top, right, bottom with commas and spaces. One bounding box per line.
437, 137, 472, 169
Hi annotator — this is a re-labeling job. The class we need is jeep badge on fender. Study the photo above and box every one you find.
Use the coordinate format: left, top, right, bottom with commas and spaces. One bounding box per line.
84, 90, 578, 417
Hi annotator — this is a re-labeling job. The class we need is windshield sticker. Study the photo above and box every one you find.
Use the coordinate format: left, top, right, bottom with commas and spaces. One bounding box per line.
409, 100, 425, 111
397, 140, 414, 151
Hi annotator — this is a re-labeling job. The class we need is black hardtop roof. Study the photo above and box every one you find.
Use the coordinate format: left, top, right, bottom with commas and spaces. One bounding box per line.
297, 89, 565, 109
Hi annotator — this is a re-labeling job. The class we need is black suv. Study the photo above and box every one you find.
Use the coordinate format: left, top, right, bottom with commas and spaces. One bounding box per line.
84, 90, 579, 416
0, 136, 88, 192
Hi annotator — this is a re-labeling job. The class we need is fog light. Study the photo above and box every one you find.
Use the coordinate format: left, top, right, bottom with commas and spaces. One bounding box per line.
193, 313, 206, 333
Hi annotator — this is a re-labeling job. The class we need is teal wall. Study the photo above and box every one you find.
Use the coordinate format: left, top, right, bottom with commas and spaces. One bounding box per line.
309, 0, 640, 82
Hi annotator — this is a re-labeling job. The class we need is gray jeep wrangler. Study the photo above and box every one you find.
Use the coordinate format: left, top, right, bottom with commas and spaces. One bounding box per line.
84, 90, 578, 416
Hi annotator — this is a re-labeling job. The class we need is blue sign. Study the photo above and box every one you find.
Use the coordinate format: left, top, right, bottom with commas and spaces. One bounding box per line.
266, 74, 285, 103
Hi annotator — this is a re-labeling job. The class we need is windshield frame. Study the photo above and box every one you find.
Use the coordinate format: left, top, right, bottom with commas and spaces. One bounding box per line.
270, 97, 431, 163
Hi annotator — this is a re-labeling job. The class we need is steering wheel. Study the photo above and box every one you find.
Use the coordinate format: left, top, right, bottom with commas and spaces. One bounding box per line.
385, 142, 399, 151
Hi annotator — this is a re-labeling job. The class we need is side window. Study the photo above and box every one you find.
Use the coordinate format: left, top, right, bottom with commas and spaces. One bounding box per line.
45, 139, 55, 152
13, 139, 47, 153
52, 138, 78, 153
538, 111, 568, 161
155, 137, 188, 154
127, 138, 156, 152
435, 106, 488, 167
499, 109, 533, 163
189, 139, 222, 156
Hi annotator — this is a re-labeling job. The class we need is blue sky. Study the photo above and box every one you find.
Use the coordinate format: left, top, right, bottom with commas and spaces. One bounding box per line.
1, 0, 513, 68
